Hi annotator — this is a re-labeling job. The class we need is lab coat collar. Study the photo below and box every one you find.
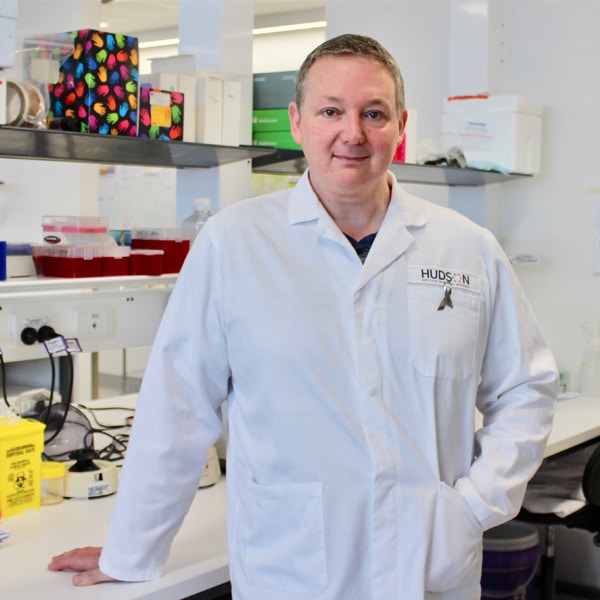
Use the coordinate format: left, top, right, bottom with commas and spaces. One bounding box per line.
287, 169, 428, 231
288, 170, 428, 290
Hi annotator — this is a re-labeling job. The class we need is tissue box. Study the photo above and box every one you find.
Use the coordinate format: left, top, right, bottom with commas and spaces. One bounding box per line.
138, 86, 184, 140
0, 418, 45, 517
47, 29, 139, 136
441, 95, 542, 174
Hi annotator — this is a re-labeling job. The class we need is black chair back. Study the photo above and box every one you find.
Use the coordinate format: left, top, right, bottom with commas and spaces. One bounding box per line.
582, 443, 600, 506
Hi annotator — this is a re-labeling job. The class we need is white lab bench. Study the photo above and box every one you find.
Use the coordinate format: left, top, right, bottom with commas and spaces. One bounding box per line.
544, 395, 600, 457
2, 394, 600, 599
1, 392, 228, 599
2, 478, 229, 599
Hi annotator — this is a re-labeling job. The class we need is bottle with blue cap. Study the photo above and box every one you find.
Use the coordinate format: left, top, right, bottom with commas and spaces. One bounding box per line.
182, 197, 212, 241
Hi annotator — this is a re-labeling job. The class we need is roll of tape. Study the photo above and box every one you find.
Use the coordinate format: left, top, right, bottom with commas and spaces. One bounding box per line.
6, 80, 45, 127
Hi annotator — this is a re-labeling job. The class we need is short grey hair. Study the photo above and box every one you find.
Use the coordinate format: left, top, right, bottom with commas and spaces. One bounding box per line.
295, 33, 405, 117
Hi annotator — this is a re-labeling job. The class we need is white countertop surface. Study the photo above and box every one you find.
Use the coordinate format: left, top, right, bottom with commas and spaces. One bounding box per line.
1, 478, 228, 599
545, 394, 600, 456
1, 394, 228, 600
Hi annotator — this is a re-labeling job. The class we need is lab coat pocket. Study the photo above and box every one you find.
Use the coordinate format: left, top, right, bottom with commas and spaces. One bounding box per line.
238, 479, 328, 595
425, 482, 483, 592
407, 279, 481, 380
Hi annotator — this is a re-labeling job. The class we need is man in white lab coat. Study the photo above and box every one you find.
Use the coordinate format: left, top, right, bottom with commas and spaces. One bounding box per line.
49, 34, 557, 599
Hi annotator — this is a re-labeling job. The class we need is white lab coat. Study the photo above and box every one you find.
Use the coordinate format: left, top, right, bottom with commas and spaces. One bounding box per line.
100, 171, 557, 599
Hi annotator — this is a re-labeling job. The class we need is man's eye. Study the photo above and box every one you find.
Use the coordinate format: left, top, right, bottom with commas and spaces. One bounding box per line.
365, 110, 383, 119
322, 108, 337, 117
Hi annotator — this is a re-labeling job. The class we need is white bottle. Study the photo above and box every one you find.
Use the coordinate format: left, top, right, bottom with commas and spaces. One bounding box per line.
182, 197, 212, 240
581, 320, 600, 397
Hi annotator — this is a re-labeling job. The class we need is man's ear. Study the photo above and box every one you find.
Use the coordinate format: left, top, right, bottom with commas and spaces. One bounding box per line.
396, 108, 408, 149
289, 102, 302, 145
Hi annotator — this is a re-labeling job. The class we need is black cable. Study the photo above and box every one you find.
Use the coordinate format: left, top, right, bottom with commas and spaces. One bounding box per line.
0, 351, 9, 408
37, 325, 62, 426
78, 405, 133, 462
91, 430, 130, 462
78, 404, 135, 429
41, 352, 57, 425
44, 350, 73, 445
44, 425, 129, 463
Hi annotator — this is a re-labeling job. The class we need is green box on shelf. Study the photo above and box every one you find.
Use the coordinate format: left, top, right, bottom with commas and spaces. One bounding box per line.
252, 109, 291, 133
252, 131, 302, 151
253, 71, 297, 110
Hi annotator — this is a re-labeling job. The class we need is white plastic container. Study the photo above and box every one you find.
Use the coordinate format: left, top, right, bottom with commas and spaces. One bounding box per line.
41, 461, 65, 505
42, 215, 116, 247
131, 227, 189, 273
441, 95, 542, 174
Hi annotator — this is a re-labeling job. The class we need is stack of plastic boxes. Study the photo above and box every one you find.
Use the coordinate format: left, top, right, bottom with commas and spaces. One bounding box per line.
37, 216, 130, 278
130, 228, 190, 274
252, 71, 301, 151
34, 217, 192, 278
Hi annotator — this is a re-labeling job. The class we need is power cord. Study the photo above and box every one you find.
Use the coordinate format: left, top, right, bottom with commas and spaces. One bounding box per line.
19, 325, 60, 421
19, 324, 75, 446
0, 347, 9, 408
78, 404, 135, 462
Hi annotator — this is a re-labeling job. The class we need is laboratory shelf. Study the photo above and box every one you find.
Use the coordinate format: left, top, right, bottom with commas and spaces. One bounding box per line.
0, 274, 178, 298
0, 126, 275, 169
251, 148, 532, 187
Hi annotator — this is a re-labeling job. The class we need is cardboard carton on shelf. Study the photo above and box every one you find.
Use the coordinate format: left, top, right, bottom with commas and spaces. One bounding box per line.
138, 85, 184, 141
441, 95, 542, 174
47, 29, 140, 136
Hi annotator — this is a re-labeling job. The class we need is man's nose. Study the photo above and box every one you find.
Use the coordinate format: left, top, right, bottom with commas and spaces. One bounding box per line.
343, 113, 365, 144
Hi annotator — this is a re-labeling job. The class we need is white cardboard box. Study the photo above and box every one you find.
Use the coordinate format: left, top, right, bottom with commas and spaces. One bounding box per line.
178, 75, 197, 143
197, 75, 223, 145
441, 95, 542, 174
222, 79, 241, 146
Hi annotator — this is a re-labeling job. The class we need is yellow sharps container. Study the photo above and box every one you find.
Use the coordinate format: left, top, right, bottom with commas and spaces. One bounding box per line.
0, 417, 45, 517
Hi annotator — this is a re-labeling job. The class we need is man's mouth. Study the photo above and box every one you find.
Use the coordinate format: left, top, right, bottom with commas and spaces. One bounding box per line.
334, 153, 369, 162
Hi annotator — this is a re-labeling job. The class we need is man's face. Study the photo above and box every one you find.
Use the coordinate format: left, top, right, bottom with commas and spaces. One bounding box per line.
289, 55, 406, 198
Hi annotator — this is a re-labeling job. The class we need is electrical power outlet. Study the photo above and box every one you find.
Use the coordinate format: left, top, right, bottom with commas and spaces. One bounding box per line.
77, 308, 110, 338
18, 315, 53, 346
22, 316, 50, 330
